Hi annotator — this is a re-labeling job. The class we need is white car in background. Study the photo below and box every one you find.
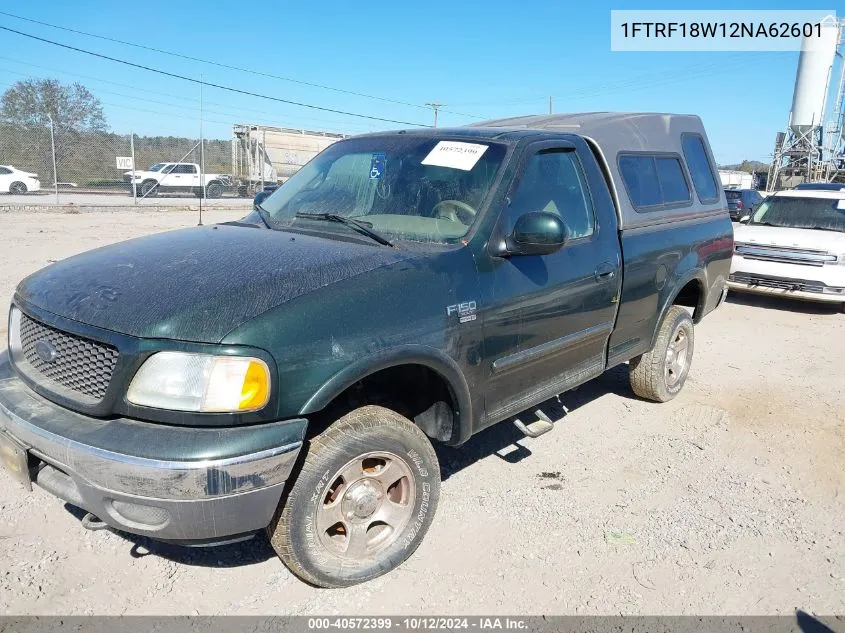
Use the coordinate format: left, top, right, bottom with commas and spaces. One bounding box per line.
729, 189, 845, 312
0, 165, 41, 194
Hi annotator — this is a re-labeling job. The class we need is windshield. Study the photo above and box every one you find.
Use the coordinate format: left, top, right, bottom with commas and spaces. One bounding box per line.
259, 136, 507, 243
751, 195, 845, 232
148, 163, 167, 172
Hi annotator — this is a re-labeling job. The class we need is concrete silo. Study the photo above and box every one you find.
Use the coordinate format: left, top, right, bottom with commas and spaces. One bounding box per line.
768, 18, 842, 189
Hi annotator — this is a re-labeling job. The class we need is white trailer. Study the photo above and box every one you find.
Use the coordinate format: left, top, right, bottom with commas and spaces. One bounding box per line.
719, 170, 754, 190
232, 124, 346, 196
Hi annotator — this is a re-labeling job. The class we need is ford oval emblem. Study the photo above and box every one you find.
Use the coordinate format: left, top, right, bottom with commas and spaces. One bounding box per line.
34, 339, 57, 363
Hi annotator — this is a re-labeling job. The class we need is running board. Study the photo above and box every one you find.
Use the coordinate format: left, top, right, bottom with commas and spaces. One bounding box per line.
513, 409, 556, 438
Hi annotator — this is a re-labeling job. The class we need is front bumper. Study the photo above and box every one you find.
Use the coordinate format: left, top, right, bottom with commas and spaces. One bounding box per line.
0, 351, 306, 544
728, 273, 845, 304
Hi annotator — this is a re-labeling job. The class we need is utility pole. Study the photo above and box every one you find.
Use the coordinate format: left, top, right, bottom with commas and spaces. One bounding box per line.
425, 102, 444, 128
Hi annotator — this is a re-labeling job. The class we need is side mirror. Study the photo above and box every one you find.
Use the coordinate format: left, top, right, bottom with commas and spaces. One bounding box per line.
253, 190, 271, 207
739, 215, 751, 224
506, 212, 567, 256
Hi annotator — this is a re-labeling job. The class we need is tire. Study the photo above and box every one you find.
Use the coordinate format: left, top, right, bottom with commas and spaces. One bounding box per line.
9, 181, 27, 195
268, 405, 440, 588
140, 180, 158, 198
629, 305, 694, 402
205, 182, 223, 199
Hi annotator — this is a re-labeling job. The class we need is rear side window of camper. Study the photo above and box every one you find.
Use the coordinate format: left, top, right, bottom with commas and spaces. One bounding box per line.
681, 134, 720, 203
618, 154, 691, 211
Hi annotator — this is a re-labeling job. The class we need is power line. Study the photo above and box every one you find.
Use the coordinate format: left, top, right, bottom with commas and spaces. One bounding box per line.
0, 63, 375, 133
0, 24, 432, 128
0, 10, 484, 120
451, 52, 776, 109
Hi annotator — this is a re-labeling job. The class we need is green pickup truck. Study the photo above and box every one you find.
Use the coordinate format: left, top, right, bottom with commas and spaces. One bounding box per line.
0, 113, 732, 587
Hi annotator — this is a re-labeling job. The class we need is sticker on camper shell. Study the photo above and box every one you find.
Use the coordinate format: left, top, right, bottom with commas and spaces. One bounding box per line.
421, 141, 488, 171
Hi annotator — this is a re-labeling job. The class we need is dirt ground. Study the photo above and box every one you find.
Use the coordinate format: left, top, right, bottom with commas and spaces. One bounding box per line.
0, 211, 843, 615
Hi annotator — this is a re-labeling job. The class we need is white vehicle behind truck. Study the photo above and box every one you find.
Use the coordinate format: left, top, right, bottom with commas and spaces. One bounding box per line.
123, 162, 230, 198
729, 189, 845, 311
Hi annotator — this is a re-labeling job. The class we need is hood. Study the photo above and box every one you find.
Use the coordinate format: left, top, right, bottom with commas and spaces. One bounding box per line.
734, 224, 845, 254
16, 225, 413, 343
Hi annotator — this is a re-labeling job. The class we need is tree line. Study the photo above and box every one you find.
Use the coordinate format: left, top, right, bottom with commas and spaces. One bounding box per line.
0, 78, 231, 187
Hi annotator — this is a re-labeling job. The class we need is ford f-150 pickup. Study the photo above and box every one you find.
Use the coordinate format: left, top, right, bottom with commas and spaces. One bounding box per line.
0, 113, 732, 587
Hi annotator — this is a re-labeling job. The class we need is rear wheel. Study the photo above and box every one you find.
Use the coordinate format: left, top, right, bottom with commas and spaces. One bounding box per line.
268, 405, 440, 588
9, 181, 27, 195
630, 305, 694, 402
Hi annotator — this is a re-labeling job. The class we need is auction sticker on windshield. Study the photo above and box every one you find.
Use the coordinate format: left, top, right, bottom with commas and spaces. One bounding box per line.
422, 141, 489, 171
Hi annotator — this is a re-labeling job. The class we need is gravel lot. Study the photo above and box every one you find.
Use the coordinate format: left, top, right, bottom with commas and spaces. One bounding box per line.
0, 211, 843, 615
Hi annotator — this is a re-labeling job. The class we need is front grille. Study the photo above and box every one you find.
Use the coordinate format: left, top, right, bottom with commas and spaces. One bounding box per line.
17, 313, 119, 401
734, 243, 836, 267
729, 272, 825, 294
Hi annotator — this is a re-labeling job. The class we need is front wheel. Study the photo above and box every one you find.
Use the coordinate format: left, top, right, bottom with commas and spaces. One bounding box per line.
8, 181, 27, 195
140, 180, 158, 197
268, 405, 440, 588
629, 305, 694, 402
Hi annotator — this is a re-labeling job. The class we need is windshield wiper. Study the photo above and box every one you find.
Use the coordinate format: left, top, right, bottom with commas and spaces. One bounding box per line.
253, 203, 273, 229
294, 212, 394, 247
807, 225, 844, 232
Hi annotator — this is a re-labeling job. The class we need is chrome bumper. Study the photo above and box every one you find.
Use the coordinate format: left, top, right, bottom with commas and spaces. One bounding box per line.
0, 351, 306, 542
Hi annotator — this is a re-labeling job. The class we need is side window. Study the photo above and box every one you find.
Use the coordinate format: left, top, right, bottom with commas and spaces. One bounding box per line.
507, 150, 595, 239
618, 155, 661, 208
619, 154, 690, 210
655, 157, 690, 203
0, 167, 11, 175
681, 134, 719, 202
172, 164, 196, 174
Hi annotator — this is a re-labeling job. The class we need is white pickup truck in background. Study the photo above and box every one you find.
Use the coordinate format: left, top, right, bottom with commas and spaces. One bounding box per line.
123, 162, 230, 198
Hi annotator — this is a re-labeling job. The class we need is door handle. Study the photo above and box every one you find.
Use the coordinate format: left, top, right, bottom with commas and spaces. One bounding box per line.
594, 263, 616, 282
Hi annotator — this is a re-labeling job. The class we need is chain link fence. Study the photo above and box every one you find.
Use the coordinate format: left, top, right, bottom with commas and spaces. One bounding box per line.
0, 122, 237, 201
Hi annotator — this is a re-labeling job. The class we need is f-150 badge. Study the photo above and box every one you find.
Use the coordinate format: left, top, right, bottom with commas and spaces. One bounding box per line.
447, 301, 477, 323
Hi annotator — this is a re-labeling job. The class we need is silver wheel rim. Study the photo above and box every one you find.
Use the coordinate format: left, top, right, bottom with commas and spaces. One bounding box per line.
664, 326, 690, 387
10, 183, 24, 194
315, 451, 416, 559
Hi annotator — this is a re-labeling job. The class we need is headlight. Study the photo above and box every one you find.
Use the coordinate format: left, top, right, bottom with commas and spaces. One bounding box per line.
127, 352, 270, 412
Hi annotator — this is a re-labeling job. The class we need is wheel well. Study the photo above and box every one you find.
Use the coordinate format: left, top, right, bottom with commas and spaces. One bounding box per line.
673, 279, 704, 321
306, 364, 457, 444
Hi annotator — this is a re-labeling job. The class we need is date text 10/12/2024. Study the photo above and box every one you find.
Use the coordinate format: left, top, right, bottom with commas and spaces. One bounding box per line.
307, 618, 528, 630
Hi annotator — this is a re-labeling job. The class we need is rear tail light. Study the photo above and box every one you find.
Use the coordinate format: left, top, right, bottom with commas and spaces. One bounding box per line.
736, 200, 744, 209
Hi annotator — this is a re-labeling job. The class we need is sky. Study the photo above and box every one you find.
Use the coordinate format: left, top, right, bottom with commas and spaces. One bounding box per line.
0, 0, 840, 165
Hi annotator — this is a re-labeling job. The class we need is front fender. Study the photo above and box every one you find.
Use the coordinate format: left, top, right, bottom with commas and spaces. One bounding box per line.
299, 345, 473, 446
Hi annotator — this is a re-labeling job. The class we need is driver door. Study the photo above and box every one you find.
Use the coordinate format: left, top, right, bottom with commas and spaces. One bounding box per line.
476, 142, 621, 427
